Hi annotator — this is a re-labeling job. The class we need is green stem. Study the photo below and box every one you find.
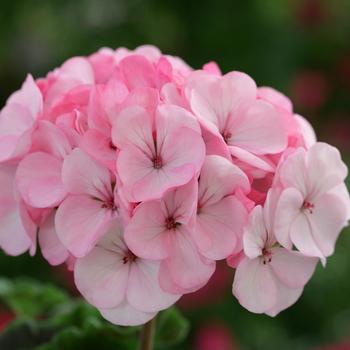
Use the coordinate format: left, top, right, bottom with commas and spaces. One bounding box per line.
139, 317, 156, 350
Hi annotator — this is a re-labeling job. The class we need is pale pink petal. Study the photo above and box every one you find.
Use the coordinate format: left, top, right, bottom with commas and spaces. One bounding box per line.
258, 87, 293, 113
274, 188, 304, 249
295, 114, 316, 148
62, 148, 112, 199
0, 165, 34, 255
263, 188, 281, 236
198, 155, 250, 207
31, 121, 71, 158
307, 142, 348, 199
156, 104, 201, 139
100, 301, 156, 326
0, 104, 34, 162
195, 196, 247, 260
117, 146, 159, 202
121, 87, 159, 115
119, 55, 157, 89
112, 106, 154, 153
38, 211, 69, 265
329, 183, 350, 221
188, 71, 257, 132
290, 213, 324, 259
127, 260, 180, 313
80, 129, 116, 171
124, 201, 169, 260
165, 226, 215, 291
55, 195, 113, 257
162, 178, 198, 225
201, 126, 231, 160
74, 245, 129, 309
243, 206, 266, 259
309, 193, 348, 257
160, 126, 205, 180
232, 257, 277, 314
0, 201, 33, 256
7, 74, 42, 117
269, 247, 318, 288
229, 100, 287, 154
16, 152, 66, 208
59, 57, 95, 84
265, 281, 303, 317
279, 148, 308, 196
229, 146, 275, 173
158, 262, 191, 294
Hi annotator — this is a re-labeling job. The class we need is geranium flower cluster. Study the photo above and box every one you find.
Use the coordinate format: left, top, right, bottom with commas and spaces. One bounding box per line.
0, 45, 349, 325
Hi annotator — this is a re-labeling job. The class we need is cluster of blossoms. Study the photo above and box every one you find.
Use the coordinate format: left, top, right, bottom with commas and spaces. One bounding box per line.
0, 45, 349, 325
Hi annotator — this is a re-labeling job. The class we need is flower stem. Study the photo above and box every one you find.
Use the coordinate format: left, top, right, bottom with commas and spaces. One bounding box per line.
139, 317, 156, 350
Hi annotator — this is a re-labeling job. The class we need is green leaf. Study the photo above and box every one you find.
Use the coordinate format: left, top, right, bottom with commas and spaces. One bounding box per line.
155, 307, 190, 348
0, 278, 68, 318
0, 318, 60, 350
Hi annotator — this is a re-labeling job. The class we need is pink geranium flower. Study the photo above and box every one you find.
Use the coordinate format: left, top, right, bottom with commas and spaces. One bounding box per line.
233, 190, 318, 316
0, 164, 36, 255
274, 142, 349, 260
193, 155, 250, 260
74, 219, 180, 326
125, 179, 215, 293
112, 104, 206, 202
15, 121, 71, 208
55, 148, 123, 257
185, 71, 288, 170
0, 75, 42, 163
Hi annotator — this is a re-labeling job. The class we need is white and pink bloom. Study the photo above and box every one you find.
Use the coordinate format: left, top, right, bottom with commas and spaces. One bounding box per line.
0, 45, 348, 326
75, 219, 180, 326
233, 190, 318, 316
274, 142, 349, 261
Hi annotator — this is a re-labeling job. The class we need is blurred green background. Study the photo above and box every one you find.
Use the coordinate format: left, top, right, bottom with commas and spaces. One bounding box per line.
1, 0, 350, 349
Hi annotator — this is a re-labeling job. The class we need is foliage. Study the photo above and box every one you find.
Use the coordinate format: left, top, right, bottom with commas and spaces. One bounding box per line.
0, 278, 189, 350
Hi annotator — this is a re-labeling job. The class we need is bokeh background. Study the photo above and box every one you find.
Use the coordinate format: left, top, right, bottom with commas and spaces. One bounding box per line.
1, 0, 350, 349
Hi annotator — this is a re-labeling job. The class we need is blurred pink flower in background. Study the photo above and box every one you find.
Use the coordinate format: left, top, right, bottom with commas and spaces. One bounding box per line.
195, 322, 237, 350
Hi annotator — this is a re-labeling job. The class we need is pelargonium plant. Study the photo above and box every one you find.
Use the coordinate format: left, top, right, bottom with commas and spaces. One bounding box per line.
0, 45, 349, 348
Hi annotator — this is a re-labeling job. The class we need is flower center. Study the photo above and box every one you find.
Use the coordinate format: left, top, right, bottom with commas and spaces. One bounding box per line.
262, 248, 272, 265
123, 250, 137, 264
165, 217, 181, 230
109, 140, 117, 151
221, 131, 232, 144
303, 201, 314, 214
153, 155, 163, 169
101, 199, 118, 212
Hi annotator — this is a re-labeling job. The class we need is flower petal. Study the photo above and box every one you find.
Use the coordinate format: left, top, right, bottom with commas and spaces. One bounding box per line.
124, 201, 169, 260
127, 260, 180, 313
229, 100, 287, 154
269, 247, 318, 288
274, 188, 304, 249
38, 211, 69, 266
62, 148, 112, 199
195, 196, 247, 260
198, 155, 250, 207
309, 193, 348, 257
232, 257, 277, 314
16, 152, 66, 208
164, 226, 215, 292
100, 301, 156, 326
307, 142, 348, 199
56, 195, 112, 257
